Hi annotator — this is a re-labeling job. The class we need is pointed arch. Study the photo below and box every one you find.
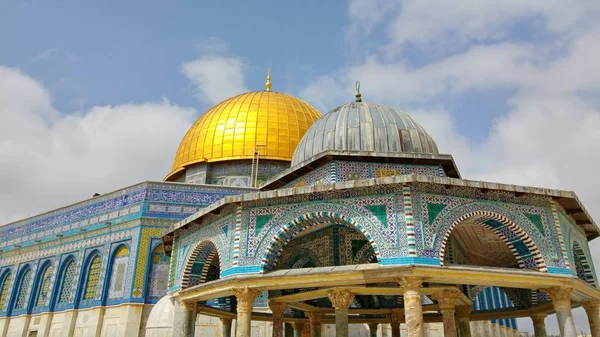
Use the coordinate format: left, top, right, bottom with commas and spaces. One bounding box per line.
439, 210, 547, 272
146, 243, 170, 302
572, 241, 596, 286
181, 240, 221, 289
77, 250, 102, 305
32, 260, 53, 310
260, 212, 380, 273
52, 255, 77, 309
10, 264, 33, 314
104, 243, 130, 303
0, 269, 12, 311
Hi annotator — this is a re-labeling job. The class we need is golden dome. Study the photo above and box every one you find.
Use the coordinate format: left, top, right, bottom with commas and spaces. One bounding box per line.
166, 91, 321, 180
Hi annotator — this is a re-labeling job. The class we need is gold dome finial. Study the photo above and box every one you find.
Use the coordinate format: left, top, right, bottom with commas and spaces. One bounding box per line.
265, 68, 272, 92
355, 80, 362, 102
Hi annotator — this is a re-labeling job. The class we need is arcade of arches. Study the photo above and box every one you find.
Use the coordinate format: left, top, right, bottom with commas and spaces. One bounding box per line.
166, 176, 600, 337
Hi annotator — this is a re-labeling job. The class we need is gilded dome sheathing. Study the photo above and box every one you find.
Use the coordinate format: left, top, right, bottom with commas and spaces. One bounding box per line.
166, 91, 321, 180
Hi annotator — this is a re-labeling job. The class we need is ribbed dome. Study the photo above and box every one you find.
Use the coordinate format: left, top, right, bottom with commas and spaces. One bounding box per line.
166, 91, 321, 180
291, 101, 439, 166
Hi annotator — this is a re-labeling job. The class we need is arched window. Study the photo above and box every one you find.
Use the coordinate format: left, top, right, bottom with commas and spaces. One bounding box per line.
107, 245, 129, 300
0, 272, 12, 311
34, 264, 53, 308
15, 268, 32, 310
57, 260, 76, 304
83, 255, 101, 300
146, 244, 169, 301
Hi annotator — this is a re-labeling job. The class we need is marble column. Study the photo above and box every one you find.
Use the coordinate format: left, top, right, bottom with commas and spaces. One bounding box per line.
530, 314, 547, 337
221, 317, 233, 337
431, 291, 458, 337
368, 323, 379, 337
233, 286, 262, 337
306, 312, 325, 337
584, 300, 600, 337
270, 301, 287, 337
291, 322, 305, 337
456, 306, 472, 337
387, 312, 402, 337
328, 290, 355, 337
173, 300, 196, 337
484, 321, 494, 337
398, 277, 424, 337
542, 287, 577, 337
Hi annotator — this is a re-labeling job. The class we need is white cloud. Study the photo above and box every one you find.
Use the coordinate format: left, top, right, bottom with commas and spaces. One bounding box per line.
348, 0, 600, 50
32, 48, 77, 63
182, 57, 248, 106
0, 67, 197, 224
305, 1, 600, 333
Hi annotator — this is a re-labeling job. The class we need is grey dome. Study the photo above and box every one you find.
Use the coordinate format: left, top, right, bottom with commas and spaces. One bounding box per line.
291, 101, 439, 166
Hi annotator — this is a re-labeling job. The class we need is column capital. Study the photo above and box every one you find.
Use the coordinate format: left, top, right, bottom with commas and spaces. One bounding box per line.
541, 286, 572, 301
179, 300, 197, 311
431, 290, 460, 310
306, 311, 326, 323
530, 313, 547, 325
220, 317, 232, 324
456, 305, 472, 318
232, 286, 262, 313
327, 290, 355, 310
269, 300, 287, 317
541, 287, 572, 308
367, 322, 379, 330
397, 276, 424, 291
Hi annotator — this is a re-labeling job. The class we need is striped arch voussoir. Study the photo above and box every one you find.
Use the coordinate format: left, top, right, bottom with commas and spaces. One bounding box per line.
439, 211, 547, 272
572, 241, 596, 286
259, 211, 381, 273
180, 240, 219, 289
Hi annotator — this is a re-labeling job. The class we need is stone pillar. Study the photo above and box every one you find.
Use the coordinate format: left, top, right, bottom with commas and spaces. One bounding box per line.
173, 300, 196, 337
542, 287, 576, 337
327, 290, 355, 337
387, 312, 402, 337
270, 301, 287, 337
531, 314, 547, 337
398, 277, 424, 337
291, 322, 305, 337
584, 300, 600, 337
432, 291, 458, 337
221, 317, 233, 337
482, 321, 494, 337
368, 323, 379, 337
306, 312, 325, 337
456, 306, 472, 337
233, 286, 262, 337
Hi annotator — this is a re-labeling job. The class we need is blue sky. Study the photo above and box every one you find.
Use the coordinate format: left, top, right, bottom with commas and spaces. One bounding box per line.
0, 1, 350, 112
1, 1, 600, 333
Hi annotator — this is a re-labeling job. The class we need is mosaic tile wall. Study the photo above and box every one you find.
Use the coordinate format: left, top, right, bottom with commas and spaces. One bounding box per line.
409, 182, 565, 269
173, 179, 591, 289
0, 181, 249, 317
0, 182, 251, 251
108, 246, 130, 300
282, 161, 444, 188
147, 243, 170, 301
559, 209, 598, 285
